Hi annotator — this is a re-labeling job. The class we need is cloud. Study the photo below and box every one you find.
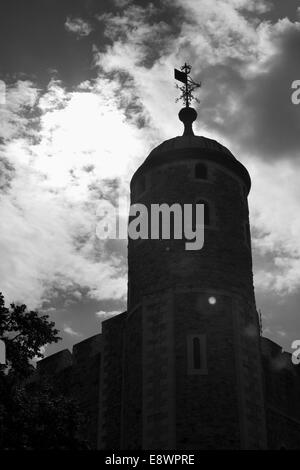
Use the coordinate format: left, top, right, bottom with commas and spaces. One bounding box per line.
43, 307, 56, 313
65, 16, 93, 37
277, 330, 287, 337
95, 1, 300, 160
63, 324, 82, 337
95, 310, 120, 319
246, 156, 300, 294
92, 0, 300, 296
0, 80, 39, 140
210, 20, 300, 160
113, 0, 134, 7
0, 77, 155, 308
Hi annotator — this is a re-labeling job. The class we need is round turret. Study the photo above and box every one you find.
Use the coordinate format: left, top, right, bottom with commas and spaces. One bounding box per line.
128, 108, 253, 310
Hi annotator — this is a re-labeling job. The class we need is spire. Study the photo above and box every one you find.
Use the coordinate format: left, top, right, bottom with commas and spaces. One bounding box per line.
174, 63, 201, 136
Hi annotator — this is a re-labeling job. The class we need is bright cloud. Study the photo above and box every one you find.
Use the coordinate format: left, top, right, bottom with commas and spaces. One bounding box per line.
245, 157, 300, 294
95, 310, 120, 318
0, 77, 154, 308
65, 16, 93, 37
63, 324, 82, 337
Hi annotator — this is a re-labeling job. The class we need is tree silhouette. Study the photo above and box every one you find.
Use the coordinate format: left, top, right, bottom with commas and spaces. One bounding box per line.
0, 292, 60, 379
0, 293, 88, 449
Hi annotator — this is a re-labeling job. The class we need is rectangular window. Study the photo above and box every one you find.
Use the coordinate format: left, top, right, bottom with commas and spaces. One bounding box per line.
187, 334, 208, 375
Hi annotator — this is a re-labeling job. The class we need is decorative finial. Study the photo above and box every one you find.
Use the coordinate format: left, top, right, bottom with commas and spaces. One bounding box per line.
174, 63, 201, 136
174, 63, 201, 108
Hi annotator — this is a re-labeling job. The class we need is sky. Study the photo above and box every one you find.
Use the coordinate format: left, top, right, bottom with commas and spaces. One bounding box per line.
0, 0, 300, 357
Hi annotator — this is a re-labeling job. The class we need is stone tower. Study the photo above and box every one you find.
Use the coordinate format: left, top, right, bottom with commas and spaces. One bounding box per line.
29, 72, 300, 451
31, 73, 300, 450
117, 102, 268, 450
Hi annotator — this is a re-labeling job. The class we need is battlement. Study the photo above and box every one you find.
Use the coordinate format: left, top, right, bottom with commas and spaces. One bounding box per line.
261, 336, 300, 375
73, 333, 102, 365
261, 336, 300, 447
37, 333, 102, 376
37, 348, 73, 376
34, 333, 103, 448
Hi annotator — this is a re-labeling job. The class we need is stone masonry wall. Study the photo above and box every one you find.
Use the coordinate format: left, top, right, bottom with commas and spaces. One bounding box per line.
122, 307, 143, 449
36, 334, 102, 449
128, 159, 254, 311
174, 290, 240, 449
100, 312, 126, 449
261, 337, 300, 449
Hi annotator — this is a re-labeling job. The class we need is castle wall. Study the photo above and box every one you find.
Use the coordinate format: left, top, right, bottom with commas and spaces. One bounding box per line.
36, 334, 102, 449
72, 335, 102, 447
99, 312, 126, 449
122, 306, 143, 449
140, 292, 176, 450
261, 337, 300, 449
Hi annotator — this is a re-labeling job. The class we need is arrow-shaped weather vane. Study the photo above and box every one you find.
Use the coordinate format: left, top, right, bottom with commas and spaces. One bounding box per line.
174, 63, 201, 108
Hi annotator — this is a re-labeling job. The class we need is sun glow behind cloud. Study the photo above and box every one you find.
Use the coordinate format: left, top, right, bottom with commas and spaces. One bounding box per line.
0, 76, 155, 308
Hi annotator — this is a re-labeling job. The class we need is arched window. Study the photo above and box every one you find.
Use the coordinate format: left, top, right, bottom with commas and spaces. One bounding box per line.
193, 337, 201, 369
187, 334, 208, 375
195, 163, 207, 180
197, 200, 210, 226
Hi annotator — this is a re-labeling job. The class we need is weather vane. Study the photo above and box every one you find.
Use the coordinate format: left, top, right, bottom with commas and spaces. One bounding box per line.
174, 63, 201, 108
